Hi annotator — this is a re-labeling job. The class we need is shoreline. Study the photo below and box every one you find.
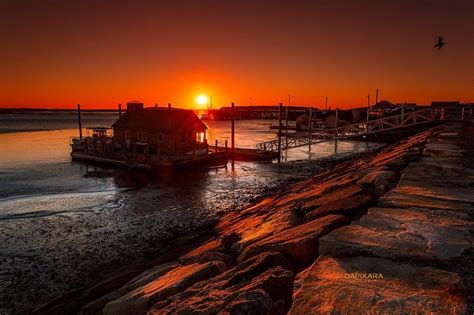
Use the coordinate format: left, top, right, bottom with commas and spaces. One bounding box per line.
1, 148, 381, 314
33, 122, 473, 314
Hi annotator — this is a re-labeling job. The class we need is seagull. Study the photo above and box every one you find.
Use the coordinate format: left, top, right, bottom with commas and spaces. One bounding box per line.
434, 37, 446, 51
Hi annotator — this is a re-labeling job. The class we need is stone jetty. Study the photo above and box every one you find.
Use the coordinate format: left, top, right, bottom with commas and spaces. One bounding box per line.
35, 123, 473, 314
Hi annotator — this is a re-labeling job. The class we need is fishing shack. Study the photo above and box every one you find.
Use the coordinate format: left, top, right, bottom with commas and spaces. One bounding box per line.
112, 101, 208, 158
71, 101, 229, 170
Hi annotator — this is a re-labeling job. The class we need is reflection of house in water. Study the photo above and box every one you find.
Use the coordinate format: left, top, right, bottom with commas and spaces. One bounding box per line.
112, 101, 208, 157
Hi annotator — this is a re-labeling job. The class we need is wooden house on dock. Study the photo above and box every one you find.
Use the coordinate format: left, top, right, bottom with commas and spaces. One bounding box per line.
112, 101, 208, 158
71, 101, 225, 170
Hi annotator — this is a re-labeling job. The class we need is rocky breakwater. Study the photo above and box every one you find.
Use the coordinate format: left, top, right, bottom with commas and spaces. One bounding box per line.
35, 126, 443, 314
292, 122, 474, 314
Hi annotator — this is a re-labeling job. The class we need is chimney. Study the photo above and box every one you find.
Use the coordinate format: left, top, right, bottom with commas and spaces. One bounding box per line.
126, 101, 144, 112
168, 103, 171, 110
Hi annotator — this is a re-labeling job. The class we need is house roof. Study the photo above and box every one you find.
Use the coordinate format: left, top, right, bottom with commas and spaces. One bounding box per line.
112, 108, 207, 132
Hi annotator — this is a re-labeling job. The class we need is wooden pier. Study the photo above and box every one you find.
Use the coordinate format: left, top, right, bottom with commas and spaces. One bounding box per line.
256, 107, 473, 152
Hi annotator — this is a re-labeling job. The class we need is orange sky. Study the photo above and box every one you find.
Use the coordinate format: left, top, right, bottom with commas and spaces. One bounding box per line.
1, 0, 473, 109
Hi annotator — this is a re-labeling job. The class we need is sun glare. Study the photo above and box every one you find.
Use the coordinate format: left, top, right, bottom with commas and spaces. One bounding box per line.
196, 94, 208, 106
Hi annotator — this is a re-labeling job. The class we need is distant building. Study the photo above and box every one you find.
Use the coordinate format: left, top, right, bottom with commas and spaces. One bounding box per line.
112, 101, 208, 156
295, 114, 311, 130
431, 101, 461, 107
372, 100, 398, 112
324, 109, 351, 128
395, 103, 418, 111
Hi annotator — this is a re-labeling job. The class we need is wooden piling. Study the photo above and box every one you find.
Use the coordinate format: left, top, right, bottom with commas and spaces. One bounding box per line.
277, 102, 283, 163
366, 94, 370, 131
215, 140, 218, 151
335, 107, 339, 154
77, 104, 82, 139
308, 107, 312, 150
231, 102, 235, 156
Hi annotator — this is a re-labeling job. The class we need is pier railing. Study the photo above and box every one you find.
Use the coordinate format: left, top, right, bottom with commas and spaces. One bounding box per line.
256, 107, 473, 152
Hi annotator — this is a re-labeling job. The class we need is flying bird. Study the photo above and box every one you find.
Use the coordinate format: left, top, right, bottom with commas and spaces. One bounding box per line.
434, 37, 445, 51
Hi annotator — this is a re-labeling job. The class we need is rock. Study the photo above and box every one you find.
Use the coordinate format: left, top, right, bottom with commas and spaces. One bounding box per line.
103, 261, 227, 315
300, 184, 366, 213
439, 132, 460, 139
81, 262, 179, 315
215, 205, 300, 254
357, 170, 397, 197
220, 289, 273, 315
423, 142, 465, 157
319, 207, 473, 266
289, 256, 468, 315
393, 182, 474, 203
178, 239, 224, 264
303, 194, 373, 222
143, 231, 213, 268
400, 162, 474, 187
379, 189, 473, 212
148, 252, 294, 314
238, 214, 349, 269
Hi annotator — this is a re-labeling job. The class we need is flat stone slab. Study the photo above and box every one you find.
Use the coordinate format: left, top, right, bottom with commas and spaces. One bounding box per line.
378, 190, 473, 212
423, 142, 465, 157
393, 182, 474, 203
401, 161, 474, 181
81, 261, 179, 314
289, 256, 468, 315
303, 194, 373, 222
103, 261, 227, 315
319, 207, 473, 265
149, 252, 295, 314
238, 214, 349, 269
439, 132, 460, 139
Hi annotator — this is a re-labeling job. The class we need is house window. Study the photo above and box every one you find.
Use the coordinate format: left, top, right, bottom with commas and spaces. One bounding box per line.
157, 133, 164, 143
196, 132, 205, 143
125, 130, 130, 140
138, 131, 147, 141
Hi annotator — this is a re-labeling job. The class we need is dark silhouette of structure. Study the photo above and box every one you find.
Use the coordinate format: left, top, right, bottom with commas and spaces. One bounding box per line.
434, 37, 445, 50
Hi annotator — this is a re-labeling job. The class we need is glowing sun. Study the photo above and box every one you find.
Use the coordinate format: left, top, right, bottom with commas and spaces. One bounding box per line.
196, 94, 208, 107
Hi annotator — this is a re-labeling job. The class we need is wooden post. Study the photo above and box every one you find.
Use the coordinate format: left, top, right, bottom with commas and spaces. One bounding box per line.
335, 108, 339, 155
277, 102, 283, 163
231, 102, 235, 157
77, 104, 82, 139
225, 140, 228, 151
366, 94, 370, 132
215, 140, 218, 151
462, 107, 465, 120
308, 107, 312, 150
285, 101, 289, 138
118, 103, 122, 118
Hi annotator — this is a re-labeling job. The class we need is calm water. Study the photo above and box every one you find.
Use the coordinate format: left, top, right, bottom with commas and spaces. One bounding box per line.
0, 111, 378, 313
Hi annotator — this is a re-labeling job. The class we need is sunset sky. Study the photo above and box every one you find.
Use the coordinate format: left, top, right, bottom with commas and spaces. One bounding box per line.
1, 0, 473, 109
